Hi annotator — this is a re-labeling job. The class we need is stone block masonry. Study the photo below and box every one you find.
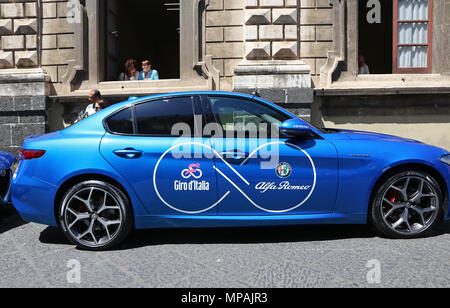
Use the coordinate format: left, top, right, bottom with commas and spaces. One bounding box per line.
299, 0, 333, 87
206, 0, 246, 91
0, 69, 49, 156
0, 0, 39, 69
0, 1, 49, 155
234, 0, 314, 120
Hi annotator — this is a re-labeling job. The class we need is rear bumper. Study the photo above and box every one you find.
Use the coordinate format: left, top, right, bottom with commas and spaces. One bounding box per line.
11, 176, 58, 227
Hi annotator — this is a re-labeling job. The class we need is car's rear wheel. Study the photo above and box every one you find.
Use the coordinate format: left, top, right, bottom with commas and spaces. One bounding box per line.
370, 170, 443, 239
58, 180, 133, 250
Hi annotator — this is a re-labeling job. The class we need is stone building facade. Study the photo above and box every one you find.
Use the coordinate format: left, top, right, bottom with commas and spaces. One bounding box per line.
0, 0, 449, 155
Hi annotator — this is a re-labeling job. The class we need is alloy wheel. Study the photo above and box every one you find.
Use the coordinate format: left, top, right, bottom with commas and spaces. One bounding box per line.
381, 175, 439, 235
62, 187, 123, 247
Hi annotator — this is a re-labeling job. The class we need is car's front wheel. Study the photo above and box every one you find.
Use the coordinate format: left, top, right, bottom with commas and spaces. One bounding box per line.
370, 170, 443, 239
58, 180, 133, 250
0, 168, 12, 206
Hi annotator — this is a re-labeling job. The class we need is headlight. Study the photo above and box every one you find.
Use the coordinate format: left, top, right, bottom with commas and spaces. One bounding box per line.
441, 154, 450, 166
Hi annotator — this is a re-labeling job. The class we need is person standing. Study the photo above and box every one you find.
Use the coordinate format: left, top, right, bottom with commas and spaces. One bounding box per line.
358, 55, 370, 75
75, 89, 108, 123
139, 60, 159, 80
85, 89, 103, 116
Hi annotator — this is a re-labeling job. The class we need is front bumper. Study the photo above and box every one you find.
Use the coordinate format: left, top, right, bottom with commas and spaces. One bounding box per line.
443, 165, 450, 221
0, 152, 15, 206
0, 169, 12, 207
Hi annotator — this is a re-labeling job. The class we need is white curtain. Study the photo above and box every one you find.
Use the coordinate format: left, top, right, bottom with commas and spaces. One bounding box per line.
398, 0, 428, 20
397, 0, 429, 68
398, 46, 428, 68
398, 22, 428, 44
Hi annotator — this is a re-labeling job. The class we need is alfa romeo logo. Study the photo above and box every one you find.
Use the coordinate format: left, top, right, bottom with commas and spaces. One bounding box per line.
276, 162, 292, 179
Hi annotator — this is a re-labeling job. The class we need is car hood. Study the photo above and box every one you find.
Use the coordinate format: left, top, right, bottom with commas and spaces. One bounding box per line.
0, 151, 15, 170
334, 129, 423, 143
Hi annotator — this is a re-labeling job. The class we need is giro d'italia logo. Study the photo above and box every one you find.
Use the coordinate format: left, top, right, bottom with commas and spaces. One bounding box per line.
276, 162, 291, 179
181, 163, 203, 179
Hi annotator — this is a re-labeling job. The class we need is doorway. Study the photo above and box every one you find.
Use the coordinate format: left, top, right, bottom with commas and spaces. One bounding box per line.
101, 0, 181, 81
358, 0, 393, 74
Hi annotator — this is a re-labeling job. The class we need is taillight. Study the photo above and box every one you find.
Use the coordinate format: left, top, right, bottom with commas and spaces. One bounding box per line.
19, 149, 46, 160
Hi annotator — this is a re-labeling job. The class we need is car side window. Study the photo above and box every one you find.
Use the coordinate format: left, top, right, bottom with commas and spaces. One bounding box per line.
106, 107, 134, 134
208, 96, 290, 137
135, 97, 195, 136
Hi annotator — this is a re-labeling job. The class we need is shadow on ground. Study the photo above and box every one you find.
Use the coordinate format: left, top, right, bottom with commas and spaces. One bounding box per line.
40, 221, 448, 250
37, 219, 450, 250
0, 205, 28, 234
120, 224, 379, 250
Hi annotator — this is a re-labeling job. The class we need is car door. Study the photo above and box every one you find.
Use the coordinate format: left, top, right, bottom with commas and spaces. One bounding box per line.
202, 95, 339, 216
100, 95, 219, 215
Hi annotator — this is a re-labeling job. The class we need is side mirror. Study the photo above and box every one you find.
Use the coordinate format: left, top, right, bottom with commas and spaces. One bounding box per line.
280, 119, 314, 138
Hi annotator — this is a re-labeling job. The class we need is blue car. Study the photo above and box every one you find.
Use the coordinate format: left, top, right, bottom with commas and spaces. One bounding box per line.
0, 151, 15, 207
11, 92, 450, 250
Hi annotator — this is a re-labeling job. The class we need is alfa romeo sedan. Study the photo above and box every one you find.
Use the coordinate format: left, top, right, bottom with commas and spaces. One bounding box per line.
11, 92, 450, 250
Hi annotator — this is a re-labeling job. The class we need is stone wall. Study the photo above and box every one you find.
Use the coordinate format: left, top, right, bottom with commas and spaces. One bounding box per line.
40, 0, 74, 93
313, 93, 450, 151
0, 69, 49, 155
243, 0, 299, 61
439, 0, 450, 75
0, 0, 39, 69
231, 0, 315, 120
299, 0, 333, 87
0, 0, 449, 156
206, 0, 245, 91
0, 1, 49, 155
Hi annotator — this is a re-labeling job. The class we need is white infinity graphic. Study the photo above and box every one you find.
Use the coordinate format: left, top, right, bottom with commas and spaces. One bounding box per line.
153, 142, 316, 214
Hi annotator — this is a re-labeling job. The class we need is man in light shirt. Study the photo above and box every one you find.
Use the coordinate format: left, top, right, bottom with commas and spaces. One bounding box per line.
85, 89, 102, 116
75, 90, 108, 123
139, 60, 159, 80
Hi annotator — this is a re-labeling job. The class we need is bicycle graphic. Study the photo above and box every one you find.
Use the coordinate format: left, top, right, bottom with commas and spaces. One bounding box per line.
181, 163, 203, 179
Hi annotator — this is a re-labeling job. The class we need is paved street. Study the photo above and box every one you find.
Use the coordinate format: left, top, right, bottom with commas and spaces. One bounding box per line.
0, 204, 449, 288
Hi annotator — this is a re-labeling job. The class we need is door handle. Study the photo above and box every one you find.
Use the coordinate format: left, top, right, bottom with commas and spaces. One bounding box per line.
113, 148, 143, 159
219, 150, 248, 164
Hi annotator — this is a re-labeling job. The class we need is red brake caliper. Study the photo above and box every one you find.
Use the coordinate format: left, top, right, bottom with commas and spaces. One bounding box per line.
385, 190, 399, 210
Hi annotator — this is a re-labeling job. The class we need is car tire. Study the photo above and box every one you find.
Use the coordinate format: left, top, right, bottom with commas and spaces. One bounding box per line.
370, 170, 443, 239
58, 180, 133, 251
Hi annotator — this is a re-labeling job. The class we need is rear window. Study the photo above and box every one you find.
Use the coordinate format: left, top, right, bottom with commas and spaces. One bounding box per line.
134, 97, 195, 135
106, 107, 133, 134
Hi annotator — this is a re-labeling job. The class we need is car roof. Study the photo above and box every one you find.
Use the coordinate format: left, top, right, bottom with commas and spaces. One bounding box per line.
114, 91, 255, 109
64, 91, 297, 134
